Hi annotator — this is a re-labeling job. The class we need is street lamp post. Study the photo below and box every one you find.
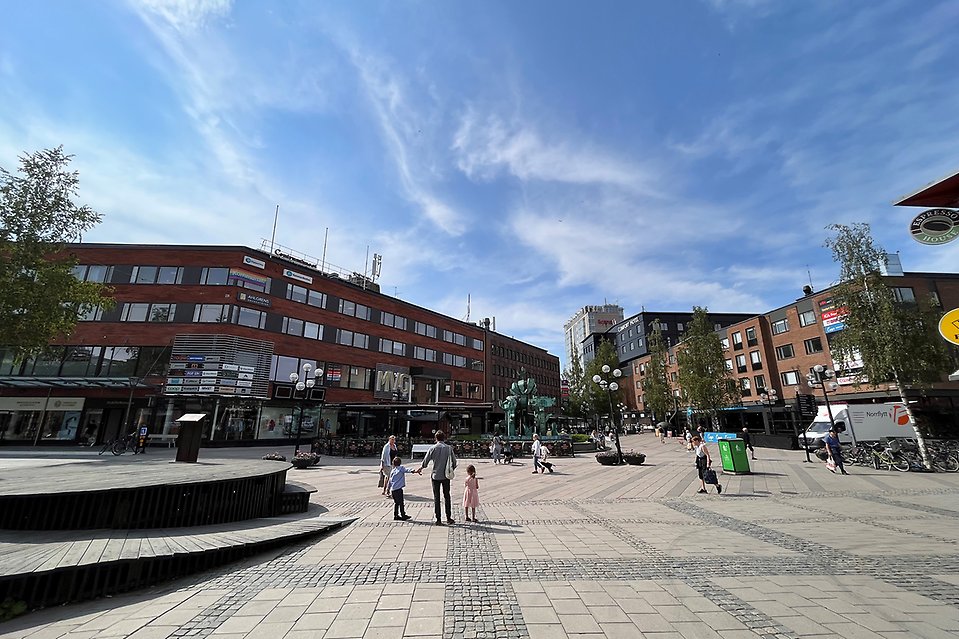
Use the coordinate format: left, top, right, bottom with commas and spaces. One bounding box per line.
758, 388, 778, 435
805, 364, 853, 445
592, 365, 624, 464
290, 363, 322, 455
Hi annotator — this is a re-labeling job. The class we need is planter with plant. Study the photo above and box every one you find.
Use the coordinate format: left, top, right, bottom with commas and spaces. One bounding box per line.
595, 450, 621, 465
622, 451, 646, 465
262, 452, 287, 462
291, 452, 317, 469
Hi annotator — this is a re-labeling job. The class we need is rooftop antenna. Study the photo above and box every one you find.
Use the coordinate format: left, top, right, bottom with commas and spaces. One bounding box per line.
269, 205, 279, 253
806, 265, 814, 289
463, 294, 471, 322
320, 228, 329, 273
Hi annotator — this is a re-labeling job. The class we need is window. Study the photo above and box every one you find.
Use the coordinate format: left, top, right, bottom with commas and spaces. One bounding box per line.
337, 329, 369, 349
781, 370, 801, 386
131, 266, 158, 284
724, 358, 733, 372
669, 354, 676, 365
732, 331, 743, 349
754, 375, 766, 391
472, 338, 483, 351
735, 354, 747, 373
304, 322, 322, 340
121, 303, 150, 322
740, 378, 751, 396
338, 300, 371, 320
381, 312, 408, 330
720, 337, 729, 350
443, 353, 467, 367
749, 350, 762, 367
286, 284, 308, 304
78, 305, 103, 321
414, 346, 436, 362
194, 304, 230, 323
379, 338, 406, 357
283, 317, 305, 336
771, 318, 789, 335
200, 267, 230, 285
745, 327, 757, 345
775, 344, 795, 359
443, 330, 454, 343
892, 287, 915, 303
233, 306, 266, 329
804, 337, 823, 354
74, 264, 113, 283
307, 290, 326, 308
228, 269, 270, 292
798, 310, 816, 327
676, 322, 683, 332
341, 366, 371, 390
157, 266, 182, 285
149, 303, 176, 322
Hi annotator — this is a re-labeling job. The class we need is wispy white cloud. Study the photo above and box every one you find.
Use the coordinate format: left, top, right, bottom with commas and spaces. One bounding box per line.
134, 0, 233, 33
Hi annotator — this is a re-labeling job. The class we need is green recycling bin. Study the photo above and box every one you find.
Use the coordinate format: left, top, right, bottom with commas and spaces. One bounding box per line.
718, 439, 751, 474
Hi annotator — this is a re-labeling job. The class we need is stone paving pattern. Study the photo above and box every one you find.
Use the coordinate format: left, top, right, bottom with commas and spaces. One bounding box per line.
2, 435, 959, 638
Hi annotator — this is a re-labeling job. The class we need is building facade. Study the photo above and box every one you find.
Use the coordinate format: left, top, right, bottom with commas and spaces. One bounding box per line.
0, 244, 560, 446
563, 304, 623, 367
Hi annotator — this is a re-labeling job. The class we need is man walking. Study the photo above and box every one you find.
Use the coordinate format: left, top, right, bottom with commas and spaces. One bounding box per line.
741, 427, 756, 460
421, 430, 457, 525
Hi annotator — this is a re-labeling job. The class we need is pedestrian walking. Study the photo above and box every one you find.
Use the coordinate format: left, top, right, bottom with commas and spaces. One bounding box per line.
684, 428, 693, 452
490, 431, 503, 464
823, 427, 849, 475
421, 430, 457, 525
463, 464, 480, 522
692, 435, 722, 494
380, 435, 398, 496
531, 433, 544, 474
388, 456, 421, 521
741, 427, 756, 460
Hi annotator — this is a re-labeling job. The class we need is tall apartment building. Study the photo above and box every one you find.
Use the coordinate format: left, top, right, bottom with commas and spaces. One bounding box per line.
563, 304, 623, 367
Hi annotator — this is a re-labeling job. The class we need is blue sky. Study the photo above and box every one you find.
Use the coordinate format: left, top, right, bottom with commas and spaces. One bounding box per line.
2, 0, 958, 366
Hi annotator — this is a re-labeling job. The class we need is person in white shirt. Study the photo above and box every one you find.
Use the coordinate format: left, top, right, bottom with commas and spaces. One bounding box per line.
531, 433, 543, 474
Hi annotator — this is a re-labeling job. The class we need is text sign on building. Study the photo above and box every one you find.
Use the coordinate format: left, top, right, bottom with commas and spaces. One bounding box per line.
910, 209, 959, 245
373, 364, 412, 400
237, 291, 271, 307
818, 298, 846, 334
164, 334, 274, 399
283, 268, 313, 284
243, 255, 266, 269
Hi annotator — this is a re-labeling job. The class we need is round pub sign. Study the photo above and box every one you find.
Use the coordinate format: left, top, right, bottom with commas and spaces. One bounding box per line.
910, 208, 959, 245
939, 308, 959, 346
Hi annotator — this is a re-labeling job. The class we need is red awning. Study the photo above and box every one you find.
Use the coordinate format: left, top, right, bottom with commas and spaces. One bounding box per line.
895, 169, 959, 207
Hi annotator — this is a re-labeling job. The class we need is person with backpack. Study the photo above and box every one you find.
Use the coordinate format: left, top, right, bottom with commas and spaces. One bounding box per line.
421, 430, 457, 525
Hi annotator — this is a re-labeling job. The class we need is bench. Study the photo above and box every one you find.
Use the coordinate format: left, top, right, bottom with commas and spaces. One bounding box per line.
149, 434, 178, 448
411, 444, 432, 456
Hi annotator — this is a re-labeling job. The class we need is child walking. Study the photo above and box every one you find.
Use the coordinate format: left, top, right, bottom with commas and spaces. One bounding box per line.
389, 456, 422, 521
463, 464, 480, 522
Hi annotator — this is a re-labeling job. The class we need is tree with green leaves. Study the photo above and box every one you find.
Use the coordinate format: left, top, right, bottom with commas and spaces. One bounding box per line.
562, 349, 589, 422
584, 339, 623, 420
641, 319, 673, 425
824, 223, 953, 469
0, 147, 112, 360
677, 306, 739, 430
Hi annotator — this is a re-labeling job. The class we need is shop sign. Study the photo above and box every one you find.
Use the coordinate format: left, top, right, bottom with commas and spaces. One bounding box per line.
819, 298, 846, 333
283, 268, 313, 284
188, 355, 206, 362
910, 209, 959, 245
237, 291, 271, 307
0, 397, 85, 411
239, 365, 256, 373
221, 364, 239, 371
939, 307, 959, 346
197, 385, 216, 393
165, 385, 183, 393
243, 255, 266, 269
374, 364, 412, 399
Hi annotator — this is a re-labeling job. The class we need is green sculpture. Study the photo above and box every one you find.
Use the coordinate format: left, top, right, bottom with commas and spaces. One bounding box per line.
499, 368, 556, 437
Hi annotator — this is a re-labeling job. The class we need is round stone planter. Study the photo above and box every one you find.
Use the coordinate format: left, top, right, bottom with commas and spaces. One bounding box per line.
595, 453, 620, 466
623, 453, 646, 466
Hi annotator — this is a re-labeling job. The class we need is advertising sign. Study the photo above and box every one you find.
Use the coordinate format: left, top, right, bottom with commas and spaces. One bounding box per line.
243, 255, 266, 269
702, 432, 738, 443
819, 298, 846, 334
910, 209, 959, 245
374, 364, 412, 399
237, 291, 271, 307
283, 268, 313, 284
939, 307, 959, 346
229, 268, 269, 290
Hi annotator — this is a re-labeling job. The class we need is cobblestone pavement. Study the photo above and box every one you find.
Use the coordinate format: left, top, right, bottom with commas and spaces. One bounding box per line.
3, 436, 959, 638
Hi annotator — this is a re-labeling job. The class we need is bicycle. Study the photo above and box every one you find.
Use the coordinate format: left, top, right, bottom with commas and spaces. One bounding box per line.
869, 441, 910, 472
98, 432, 141, 456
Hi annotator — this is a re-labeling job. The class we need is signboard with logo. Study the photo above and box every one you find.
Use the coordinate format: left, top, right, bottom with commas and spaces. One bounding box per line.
819, 298, 846, 334
910, 209, 959, 245
237, 291, 271, 307
702, 432, 738, 443
939, 307, 959, 346
229, 268, 269, 289
0, 397, 85, 412
164, 334, 273, 399
373, 364, 412, 399
283, 268, 313, 284
795, 394, 818, 418
243, 255, 266, 269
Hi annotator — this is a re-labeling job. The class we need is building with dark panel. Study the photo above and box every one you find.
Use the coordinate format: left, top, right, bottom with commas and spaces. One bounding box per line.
0, 244, 559, 446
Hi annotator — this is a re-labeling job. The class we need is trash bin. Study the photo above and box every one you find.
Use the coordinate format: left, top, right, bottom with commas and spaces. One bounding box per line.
718, 438, 750, 474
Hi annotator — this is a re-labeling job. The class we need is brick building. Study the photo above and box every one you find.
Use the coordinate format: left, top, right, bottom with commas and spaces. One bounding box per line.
0, 244, 560, 446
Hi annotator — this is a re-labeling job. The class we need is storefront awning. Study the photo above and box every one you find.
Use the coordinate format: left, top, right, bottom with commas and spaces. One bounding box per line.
0, 376, 149, 389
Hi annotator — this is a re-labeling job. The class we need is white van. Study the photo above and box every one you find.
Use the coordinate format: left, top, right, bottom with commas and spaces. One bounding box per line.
802, 403, 914, 449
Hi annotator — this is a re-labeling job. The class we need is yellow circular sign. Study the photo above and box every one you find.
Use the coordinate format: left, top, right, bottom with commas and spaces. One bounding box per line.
939, 308, 959, 346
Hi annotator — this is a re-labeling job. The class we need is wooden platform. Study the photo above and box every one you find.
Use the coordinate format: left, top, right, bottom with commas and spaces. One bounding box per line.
0, 505, 354, 609
0, 459, 303, 530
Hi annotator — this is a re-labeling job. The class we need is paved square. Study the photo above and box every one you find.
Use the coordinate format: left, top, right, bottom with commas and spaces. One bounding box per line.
2, 436, 959, 638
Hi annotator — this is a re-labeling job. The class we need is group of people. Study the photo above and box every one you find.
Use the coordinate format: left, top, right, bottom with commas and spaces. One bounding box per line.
378, 432, 481, 525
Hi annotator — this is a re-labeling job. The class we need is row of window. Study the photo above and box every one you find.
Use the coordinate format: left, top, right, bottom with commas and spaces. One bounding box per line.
490, 365, 557, 388
489, 345, 560, 372
0, 345, 169, 379
73, 264, 486, 352
775, 337, 823, 360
